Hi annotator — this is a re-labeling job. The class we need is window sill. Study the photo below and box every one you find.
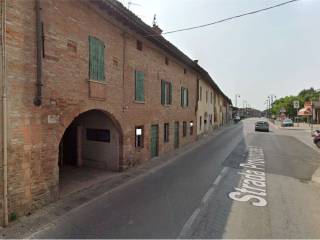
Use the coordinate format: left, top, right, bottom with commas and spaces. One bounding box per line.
134, 100, 145, 104
88, 79, 107, 85
162, 104, 172, 108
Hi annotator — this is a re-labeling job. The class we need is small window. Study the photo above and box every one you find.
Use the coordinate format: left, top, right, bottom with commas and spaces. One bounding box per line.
199, 87, 202, 101
190, 121, 194, 135
164, 123, 170, 142
183, 121, 187, 137
200, 116, 202, 130
165, 56, 169, 65
161, 80, 172, 105
211, 92, 213, 104
87, 129, 110, 142
135, 126, 144, 148
184, 68, 187, 74
137, 40, 143, 51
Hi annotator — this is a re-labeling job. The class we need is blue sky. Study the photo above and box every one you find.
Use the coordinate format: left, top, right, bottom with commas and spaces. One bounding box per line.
122, 0, 320, 110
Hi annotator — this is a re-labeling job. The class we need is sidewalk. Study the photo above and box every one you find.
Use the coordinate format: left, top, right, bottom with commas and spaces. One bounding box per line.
272, 121, 320, 184
273, 120, 320, 131
0, 123, 238, 238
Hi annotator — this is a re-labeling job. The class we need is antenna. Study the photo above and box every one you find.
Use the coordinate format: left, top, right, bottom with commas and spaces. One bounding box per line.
152, 14, 158, 27
127, 1, 141, 10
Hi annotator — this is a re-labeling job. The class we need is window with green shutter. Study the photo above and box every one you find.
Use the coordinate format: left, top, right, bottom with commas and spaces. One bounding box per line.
135, 71, 145, 101
89, 36, 105, 81
161, 80, 173, 105
181, 87, 189, 108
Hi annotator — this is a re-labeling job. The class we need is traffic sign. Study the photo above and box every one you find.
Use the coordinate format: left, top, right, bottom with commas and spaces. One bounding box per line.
280, 107, 286, 113
293, 100, 300, 109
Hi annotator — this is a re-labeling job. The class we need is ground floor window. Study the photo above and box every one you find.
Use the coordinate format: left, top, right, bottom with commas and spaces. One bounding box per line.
190, 121, 194, 135
164, 123, 170, 142
86, 128, 110, 142
135, 126, 144, 148
183, 121, 187, 137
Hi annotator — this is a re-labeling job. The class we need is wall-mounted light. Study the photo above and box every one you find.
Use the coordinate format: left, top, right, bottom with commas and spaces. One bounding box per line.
190, 122, 194, 127
136, 128, 142, 136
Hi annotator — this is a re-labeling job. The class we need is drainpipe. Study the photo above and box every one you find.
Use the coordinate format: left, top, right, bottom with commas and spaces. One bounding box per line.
1, 0, 8, 226
34, 0, 43, 106
122, 31, 127, 113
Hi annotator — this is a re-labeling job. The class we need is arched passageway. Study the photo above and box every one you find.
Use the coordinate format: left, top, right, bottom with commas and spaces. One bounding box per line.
58, 109, 122, 196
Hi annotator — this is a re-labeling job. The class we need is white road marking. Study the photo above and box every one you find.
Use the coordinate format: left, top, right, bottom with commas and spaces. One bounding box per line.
178, 167, 230, 238
213, 175, 222, 186
228, 146, 268, 207
201, 187, 215, 204
178, 208, 201, 238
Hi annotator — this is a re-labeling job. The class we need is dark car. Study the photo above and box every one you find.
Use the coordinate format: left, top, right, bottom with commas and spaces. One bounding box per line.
281, 118, 294, 127
255, 121, 269, 132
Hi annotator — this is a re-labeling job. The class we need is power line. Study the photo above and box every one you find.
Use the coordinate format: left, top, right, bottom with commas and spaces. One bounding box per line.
156, 0, 300, 35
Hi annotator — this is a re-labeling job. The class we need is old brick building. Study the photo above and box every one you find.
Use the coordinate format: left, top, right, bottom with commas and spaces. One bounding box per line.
0, 0, 231, 225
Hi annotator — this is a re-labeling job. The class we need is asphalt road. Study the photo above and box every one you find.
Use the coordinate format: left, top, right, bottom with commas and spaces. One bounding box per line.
32, 119, 320, 239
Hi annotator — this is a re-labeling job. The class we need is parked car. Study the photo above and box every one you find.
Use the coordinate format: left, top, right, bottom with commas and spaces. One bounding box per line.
282, 118, 294, 127
234, 115, 241, 123
255, 121, 269, 132
313, 130, 320, 148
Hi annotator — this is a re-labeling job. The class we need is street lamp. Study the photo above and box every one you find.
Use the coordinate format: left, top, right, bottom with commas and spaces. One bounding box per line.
267, 94, 276, 119
234, 94, 240, 108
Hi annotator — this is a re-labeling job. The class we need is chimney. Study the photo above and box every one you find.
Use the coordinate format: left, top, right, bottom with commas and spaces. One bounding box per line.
152, 24, 163, 35
194, 60, 199, 64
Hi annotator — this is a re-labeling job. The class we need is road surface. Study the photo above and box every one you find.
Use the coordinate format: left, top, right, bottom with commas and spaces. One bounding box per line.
32, 119, 320, 239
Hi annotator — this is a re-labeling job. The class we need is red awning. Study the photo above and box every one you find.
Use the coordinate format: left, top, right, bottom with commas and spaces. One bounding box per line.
298, 107, 312, 116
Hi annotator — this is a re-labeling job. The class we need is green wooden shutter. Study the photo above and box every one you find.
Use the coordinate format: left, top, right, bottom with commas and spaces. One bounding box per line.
98, 40, 105, 81
135, 71, 144, 101
89, 36, 105, 81
186, 88, 189, 107
89, 36, 96, 80
169, 82, 173, 105
181, 87, 184, 107
161, 80, 165, 105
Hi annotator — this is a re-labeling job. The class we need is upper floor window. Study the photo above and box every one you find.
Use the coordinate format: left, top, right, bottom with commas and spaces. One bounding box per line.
206, 91, 208, 103
161, 80, 172, 105
165, 56, 169, 65
135, 71, 145, 102
89, 36, 105, 81
199, 87, 202, 101
211, 92, 213, 104
184, 68, 187, 74
181, 87, 189, 108
137, 40, 143, 51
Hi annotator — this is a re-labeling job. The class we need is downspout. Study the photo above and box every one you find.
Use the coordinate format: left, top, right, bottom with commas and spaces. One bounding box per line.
34, 0, 43, 106
1, 0, 8, 226
120, 31, 127, 172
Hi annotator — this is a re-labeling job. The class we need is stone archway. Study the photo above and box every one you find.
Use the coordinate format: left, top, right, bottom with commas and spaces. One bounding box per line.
58, 109, 123, 196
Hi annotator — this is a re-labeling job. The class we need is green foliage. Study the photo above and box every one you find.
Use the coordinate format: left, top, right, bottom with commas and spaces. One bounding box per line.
271, 87, 320, 118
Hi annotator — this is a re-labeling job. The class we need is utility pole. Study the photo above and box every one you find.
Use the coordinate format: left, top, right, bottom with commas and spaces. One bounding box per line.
234, 94, 240, 108
267, 94, 276, 119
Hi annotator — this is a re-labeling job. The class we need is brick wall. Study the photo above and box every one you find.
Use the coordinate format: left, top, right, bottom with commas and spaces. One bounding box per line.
3, 0, 198, 222
0, 0, 4, 224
